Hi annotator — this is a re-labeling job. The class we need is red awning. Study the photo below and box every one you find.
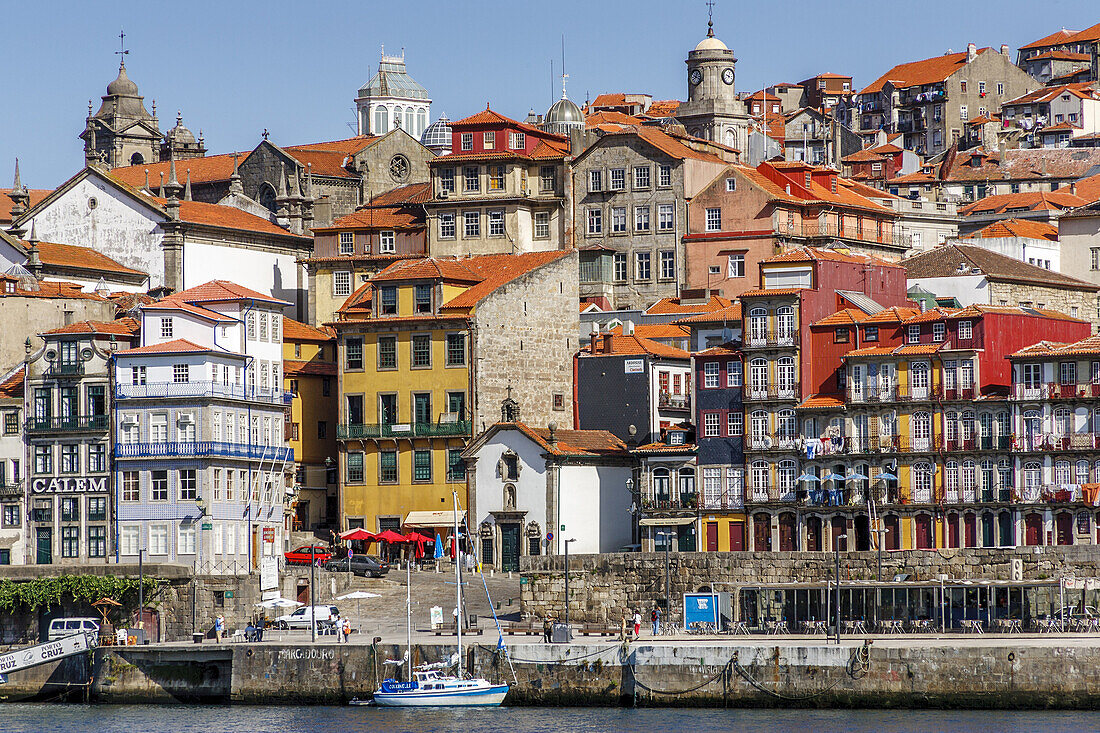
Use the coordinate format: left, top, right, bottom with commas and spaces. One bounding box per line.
340, 528, 377, 541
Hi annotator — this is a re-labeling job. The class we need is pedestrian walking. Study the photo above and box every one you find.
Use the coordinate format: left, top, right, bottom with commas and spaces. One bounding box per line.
256, 616, 265, 642
633, 609, 642, 638
543, 613, 554, 643
342, 617, 352, 643
214, 614, 225, 643
651, 606, 661, 636
620, 611, 629, 640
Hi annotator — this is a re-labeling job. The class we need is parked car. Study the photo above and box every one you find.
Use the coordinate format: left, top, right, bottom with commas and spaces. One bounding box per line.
274, 605, 341, 630
47, 617, 100, 643
284, 545, 333, 565
323, 554, 390, 577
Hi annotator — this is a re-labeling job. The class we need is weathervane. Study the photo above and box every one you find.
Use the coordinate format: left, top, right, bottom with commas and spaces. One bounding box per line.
706, 0, 716, 37
116, 29, 129, 62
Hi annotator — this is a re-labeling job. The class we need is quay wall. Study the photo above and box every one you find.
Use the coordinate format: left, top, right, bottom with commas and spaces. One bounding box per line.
520, 546, 1100, 623
3, 641, 1100, 708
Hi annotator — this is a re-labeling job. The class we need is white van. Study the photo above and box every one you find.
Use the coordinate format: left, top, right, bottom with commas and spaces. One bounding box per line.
47, 617, 100, 643
274, 605, 339, 630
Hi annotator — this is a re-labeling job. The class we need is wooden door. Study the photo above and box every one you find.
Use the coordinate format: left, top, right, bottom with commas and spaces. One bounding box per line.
36, 527, 52, 565
884, 515, 900, 550
1024, 514, 1043, 546
806, 516, 822, 551
831, 516, 847, 551
706, 522, 718, 552
1055, 513, 1073, 546
728, 521, 745, 551
964, 513, 977, 547
779, 513, 798, 551
915, 514, 933, 549
501, 524, 521, 571
947, 513, 960, 548
753, 514, 771, 552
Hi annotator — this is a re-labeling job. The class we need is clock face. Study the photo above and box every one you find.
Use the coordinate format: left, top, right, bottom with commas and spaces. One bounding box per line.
690, 69, 703, 86
722, 68, 735, 85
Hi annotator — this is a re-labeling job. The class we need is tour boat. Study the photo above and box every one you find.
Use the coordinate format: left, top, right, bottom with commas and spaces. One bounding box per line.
355, 490, 511, 707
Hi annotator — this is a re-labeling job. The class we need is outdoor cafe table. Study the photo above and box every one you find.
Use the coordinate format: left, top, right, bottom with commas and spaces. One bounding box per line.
879, 619, 904, 634
842, 620, 867, 634
766, 620, 789, 635
729, 621, 749, 635
961, 619, 984, 634
909, 619, 934, 633
1036, 617, 1059, 633
801, 620, 827, 635
993, 618, 1022, 634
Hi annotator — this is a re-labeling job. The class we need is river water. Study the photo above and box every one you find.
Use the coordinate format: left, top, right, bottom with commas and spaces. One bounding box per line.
1, 704, 1098, 732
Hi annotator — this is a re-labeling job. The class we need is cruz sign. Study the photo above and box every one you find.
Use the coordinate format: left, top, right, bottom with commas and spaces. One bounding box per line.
31, 477, 108, 494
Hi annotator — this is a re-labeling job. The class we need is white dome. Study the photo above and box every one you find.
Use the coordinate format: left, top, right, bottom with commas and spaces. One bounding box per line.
694, 36, 728, 51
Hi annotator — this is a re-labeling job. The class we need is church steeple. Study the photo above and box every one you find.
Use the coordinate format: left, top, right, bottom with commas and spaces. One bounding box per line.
81, 35, 161, 169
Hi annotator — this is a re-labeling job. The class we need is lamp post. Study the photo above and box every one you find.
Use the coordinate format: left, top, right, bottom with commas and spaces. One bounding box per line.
310, 543, 317, 643
656, 530, 673, 616
137, 548, 144, 631
626, 478, 636, 545
563, 538, 577, 640
835, 533, 847, 643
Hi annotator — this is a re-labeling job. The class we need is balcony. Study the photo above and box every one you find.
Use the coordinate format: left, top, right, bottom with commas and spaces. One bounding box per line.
1014, 433, 1100, 453
657, 392, 691, 411
699, 493, 745, 511
774, 221, 911, 249
745, 383, 800, 401
337, 421, 472, 440
0, 482, 23, 498
744, 329, 798, 349
939, 386, 977, 401
746, 433, 800, 452
44, 361, 85, 379
26, 415, 109, 434
848, 384, 896, 404
115, 441, 294, 461
116, 381, 293, 405
641, 495, 697, 511
1013, 383, 1100, 400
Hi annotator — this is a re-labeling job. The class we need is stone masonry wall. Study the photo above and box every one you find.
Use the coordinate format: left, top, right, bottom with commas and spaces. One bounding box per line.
990, 281, 1099, 332
521, 546, 1100, 623
472, 251, 579, 434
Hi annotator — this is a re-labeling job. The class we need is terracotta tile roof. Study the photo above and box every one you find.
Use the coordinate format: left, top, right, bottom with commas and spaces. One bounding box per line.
645, 295, 733, 315
609, 323, 690, 340
798, 395, 845, 410
146, 196, 308, 239
1020, 28, 1078, 50
959, 190, 1087, 215
1028, 50, 1091, 62
584, 110, 645, 129
336, 283, 372, 317
1003, 83, 1097, 106
893, 343, 945, 355
863, 306, 921, 324
673, 302, 743, 324
646, 100, 681, 117
166, 280, 290, 307
814, 308, 870, 327
42, 318, 139, 337
950, 304, 1087, 323
1010, 334, 1100, 358
282, 318, 334, 342
580, 334, 690, 359
0, 279, 108, 301
117, 338, 213, 356
871, 144, 904, 155
322, 206, 424, 232
902, 244, 1100, 292
450, 108, 568, 143
0, 366, 24, 398
903, 306, 962, 324
0, 189, 51, 224
967, 113, 1000, 127
859, 49, 992, 95
33, 240, 147, 276
595, 126, 727, 164
364, 182, 432, 207
441, 251, 572, 310
283, 358, 338, 376
109, 152, 242, 188
283, 135, 379, 155
109, 292, 157, 312
843, 149, 888, 163
740, 288, 805, 297
942, 147, 1100, 184
280, 149, 357, 178
513, 423, 629, 457
844, 346, 900, 358
372, 258, 484, 284
695, 342, 740, 356
969, 218, 1058, 241
632, 441, 697, 455
143, 300, 236, 322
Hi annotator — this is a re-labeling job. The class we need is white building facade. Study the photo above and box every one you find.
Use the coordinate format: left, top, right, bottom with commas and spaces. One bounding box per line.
113, 281, 292, 572
355, 51, 432, 140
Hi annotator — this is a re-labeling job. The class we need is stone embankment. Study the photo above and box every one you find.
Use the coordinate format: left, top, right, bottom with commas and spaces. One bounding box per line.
520, 546, 1100, 623
2, 639, 1100, 708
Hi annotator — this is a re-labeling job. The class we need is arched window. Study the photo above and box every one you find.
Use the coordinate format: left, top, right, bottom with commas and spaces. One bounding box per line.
258, 183, 277, 213
416, 108, 427, 137
961, 411, 975, 442
776, 306, 795, 341
748, 308, 767, 344
961, 459, 977, 502
678, 469, 695, 503
749, 358, 768, 397
777, 460, 796, 500
980, 459, 995, 501
751, 460, 770, 501
777, 357, 796, 394
1023, 409, 1041, 437
911, 411, 932, 451
392, 105, 403, 129
776, 409, 796, 444
130, 151, 144, 166
1023, 462, 1042, 501
405, 108, 414, 132
944, 460, 959, 501
911, 462, 933, 503
979, 412, 993, 446
1054, 407, 1072, 438
945, 411, 959, 441
750, 409, 769, 448
652, 468, 671, 503
1077, 459, 1090, 485
374, 106, 389, 134
910, 361, 929, 398
998, 459, 1012, 498
1055, 460, 1071, 485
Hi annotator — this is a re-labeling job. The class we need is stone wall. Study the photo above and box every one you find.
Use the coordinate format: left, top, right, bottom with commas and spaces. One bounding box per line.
521, 546, 1100, 623
990, 281, 1099, 332
471, 251, 578, 434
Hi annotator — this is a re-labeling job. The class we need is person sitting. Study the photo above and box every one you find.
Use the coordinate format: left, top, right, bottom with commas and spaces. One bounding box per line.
244, 622, 256, 642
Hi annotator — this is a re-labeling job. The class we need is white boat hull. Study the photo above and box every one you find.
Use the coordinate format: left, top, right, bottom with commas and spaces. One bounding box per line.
373, 683, 509, 707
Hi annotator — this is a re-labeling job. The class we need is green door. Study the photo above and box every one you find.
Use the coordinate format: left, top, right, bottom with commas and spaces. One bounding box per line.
36, 527, 52, 565
501, 524, 520, 572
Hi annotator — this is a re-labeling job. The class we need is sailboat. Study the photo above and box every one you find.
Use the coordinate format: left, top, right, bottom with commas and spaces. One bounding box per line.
366, 490, 510, 707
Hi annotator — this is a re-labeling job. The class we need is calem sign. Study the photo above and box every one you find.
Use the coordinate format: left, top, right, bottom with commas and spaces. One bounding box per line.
31, 477, 108, 493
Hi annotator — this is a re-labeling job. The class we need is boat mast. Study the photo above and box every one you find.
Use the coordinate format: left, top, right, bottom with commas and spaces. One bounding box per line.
405, 559, 412, 674
453, 488, 463, 676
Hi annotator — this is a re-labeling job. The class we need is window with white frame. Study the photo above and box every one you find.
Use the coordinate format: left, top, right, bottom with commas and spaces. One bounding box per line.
439, 168, 455, 192
483, 131, 495, 148
633, 165, 650, 189
173, 364, 189, 383
339, 232, 354, 255
259, 312, 268, 341
634, 251, 651, 280
488, 210, 505, 236
658, 164, 672, 187
463, 166, 480, 192
439, 212, 456, 239
178, 524, 196, 555
213, 468, 222, 501
609, 168, 625, 190
587, 208, 602, 235
149, 524, 168, 555
704, 412, 721, 437
958, 320, 972, 340
131, 366, 146, 386
179, 469, 197, 500
613, 253, 627, 281
728, 411, 743, 435
120, 525, 140, 555
534, 211, 550, 238
727, 361, 742, 387
727, 253, 744, 278
160, 318, 173, 339
509, 132, 525, 149
634, 205, 650, 232
907, 325, 920, 344
725, 177, 736, 192
589, 170, 602, 192
706, 207, 722, 231
380, 231, 396, 253
461, 133, 473, 151
658, 204, 674, 231
932, 322, 945, 342
659, 250, 675, 280
611, 207, 626, 233
464, 211, 480, 237
704, 361, 720, 388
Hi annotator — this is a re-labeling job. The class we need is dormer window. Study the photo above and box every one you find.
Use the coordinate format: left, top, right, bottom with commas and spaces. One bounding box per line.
483, 131, 495, 148
907, 324, 920, 344
339, 232, 354, 255
414, 284, 432, 314
380, 286, 398, 316
668, 431, 685, 446
380, 231, 396, 254
461, 133, 473, 151
509, 132, 525, 150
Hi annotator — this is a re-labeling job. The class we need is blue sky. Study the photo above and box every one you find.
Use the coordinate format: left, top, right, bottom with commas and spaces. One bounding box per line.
3, 0, 1097, 188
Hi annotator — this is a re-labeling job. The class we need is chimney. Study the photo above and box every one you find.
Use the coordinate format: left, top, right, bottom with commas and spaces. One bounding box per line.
589, 322, 599, 352
623, 320, 635, 336
1000, 44, 1009, 56
1071, 181, 1077, 196
601, 333, 613, 353
920, 298, 927, 313
966, 43, 977, 63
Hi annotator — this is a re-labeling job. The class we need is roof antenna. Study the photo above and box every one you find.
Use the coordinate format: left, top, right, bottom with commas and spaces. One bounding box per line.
561, 34, 569, 99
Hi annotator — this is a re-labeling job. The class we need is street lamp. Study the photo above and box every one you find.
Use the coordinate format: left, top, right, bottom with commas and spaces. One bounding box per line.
834, 533, 847, 644
656, 530, 673, 615
563, 538, 577, 640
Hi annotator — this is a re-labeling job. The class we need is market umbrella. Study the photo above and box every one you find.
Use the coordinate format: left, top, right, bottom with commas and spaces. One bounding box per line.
845, 472, 869, 482
375, 529, 409, 543
822, 473, 846, 482
875, 472, 898, 482
404, 531, 432, 559
796, 473, 820, 482
433, 533, 444, 560
340, 528, 377, 541
255, 597, 302, 610
337, 590, 382, 617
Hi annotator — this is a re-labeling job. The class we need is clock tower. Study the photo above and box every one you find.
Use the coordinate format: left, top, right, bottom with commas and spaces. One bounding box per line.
675, 18, 751, 154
